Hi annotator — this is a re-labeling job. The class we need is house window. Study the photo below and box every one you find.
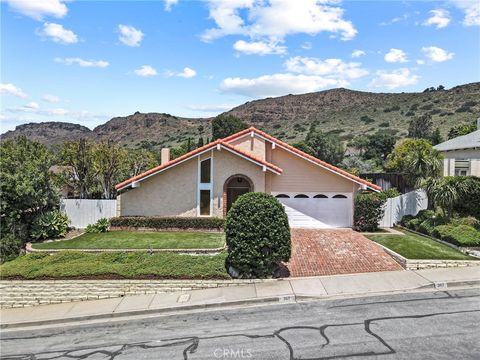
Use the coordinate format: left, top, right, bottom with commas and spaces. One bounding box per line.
333, 194, 347, 199
294, 194, 309, 198
313, 194, 328, 198
200, 158, 211, 183
454, 159, 470, 176
200, 190, 211, 215
275, 194, 290, 198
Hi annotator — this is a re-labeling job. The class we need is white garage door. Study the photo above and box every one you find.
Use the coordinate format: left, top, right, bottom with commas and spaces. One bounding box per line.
273, 192, 353, 228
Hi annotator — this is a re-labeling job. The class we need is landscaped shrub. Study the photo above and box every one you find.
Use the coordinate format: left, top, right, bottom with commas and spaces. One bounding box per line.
30, 210, 69, 241
452, 176, 480, 218
0, 234, 23, 263
432, 225, 452, 240
406, 217, 423, 231
110, 216, 225, 230
450, 216, 480, 230
418, 217, 447, 235
354, 191, 391, 232
225, 192, 290, 278
86, 218, 110, 233
432, 225, 480, 247
400, 215, 415, 226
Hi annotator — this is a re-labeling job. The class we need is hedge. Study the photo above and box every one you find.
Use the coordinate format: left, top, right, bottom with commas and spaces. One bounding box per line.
432, 224, 480, 247
110, 217, 225, 230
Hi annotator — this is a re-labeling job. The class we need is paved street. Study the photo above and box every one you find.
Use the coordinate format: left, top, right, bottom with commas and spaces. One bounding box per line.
1, 287, 479, 359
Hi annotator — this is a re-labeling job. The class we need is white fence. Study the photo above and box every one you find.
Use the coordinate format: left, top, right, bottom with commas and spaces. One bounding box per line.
379, 189, 428, 228
61, 199, 117, 229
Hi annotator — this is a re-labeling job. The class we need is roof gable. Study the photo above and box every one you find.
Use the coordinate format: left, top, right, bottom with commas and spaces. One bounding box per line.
115, 139, 282, 191
434, 130, 480, 151
224, 127, 382, 191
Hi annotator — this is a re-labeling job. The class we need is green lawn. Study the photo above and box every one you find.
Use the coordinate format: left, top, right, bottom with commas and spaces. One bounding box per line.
367, 229, 477, 260
31, 231, 225, 250
0, 251, 230, 279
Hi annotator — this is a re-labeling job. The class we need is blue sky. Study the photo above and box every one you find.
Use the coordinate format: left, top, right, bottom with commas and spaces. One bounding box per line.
1, 0, 479, 133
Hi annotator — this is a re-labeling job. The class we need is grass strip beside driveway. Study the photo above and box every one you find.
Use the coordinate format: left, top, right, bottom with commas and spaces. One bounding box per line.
367, 229, 477, 260
0, 251, 230, 280
32, 231, 225, 250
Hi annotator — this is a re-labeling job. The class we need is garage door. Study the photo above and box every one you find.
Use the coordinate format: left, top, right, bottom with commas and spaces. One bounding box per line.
273, 192, 353, 228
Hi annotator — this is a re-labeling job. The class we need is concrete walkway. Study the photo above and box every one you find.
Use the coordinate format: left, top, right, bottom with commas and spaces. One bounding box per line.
1, 266, 478, 329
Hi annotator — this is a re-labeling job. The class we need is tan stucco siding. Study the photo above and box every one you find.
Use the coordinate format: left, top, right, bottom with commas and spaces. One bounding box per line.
212, 149, 266, 217
229, 136, 266, 160
267, 147, 355, 193
441, 149, 480, 177
119, 157, 197, 217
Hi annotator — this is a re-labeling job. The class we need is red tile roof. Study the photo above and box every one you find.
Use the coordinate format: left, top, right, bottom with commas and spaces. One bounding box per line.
224, 127, 382, 191
115, 138, 282, 190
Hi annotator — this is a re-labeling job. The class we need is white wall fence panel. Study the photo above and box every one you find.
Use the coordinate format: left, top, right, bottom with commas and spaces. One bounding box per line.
380, 189, 428, 228
61, 199, 117, 229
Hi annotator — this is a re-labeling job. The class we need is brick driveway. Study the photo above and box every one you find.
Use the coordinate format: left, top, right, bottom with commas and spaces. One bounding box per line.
282, 229, 402, 277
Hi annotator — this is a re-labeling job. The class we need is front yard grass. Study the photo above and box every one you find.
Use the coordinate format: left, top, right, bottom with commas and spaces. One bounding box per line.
367, 229, 478, 260
0, 251, 230, 280
31, 231, 225, 250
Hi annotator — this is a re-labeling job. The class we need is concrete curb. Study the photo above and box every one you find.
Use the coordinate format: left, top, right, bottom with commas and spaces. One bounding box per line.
2, 279, 478, 330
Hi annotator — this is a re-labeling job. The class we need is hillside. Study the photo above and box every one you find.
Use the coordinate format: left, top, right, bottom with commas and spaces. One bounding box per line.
2, 83, 479, 149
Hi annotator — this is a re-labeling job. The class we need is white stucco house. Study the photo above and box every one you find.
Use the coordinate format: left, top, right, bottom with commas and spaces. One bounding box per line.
115, 127, 381, 228
434, 119, 480, 177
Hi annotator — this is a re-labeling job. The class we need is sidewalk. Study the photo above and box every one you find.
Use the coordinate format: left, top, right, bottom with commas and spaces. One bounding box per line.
1, 267, 479, 329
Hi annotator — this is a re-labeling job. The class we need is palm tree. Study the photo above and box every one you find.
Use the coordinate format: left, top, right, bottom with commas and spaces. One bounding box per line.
432, 177, 470, 219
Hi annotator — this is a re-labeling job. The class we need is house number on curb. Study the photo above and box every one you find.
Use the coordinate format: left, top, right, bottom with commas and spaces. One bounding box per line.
434, 282, 448, 289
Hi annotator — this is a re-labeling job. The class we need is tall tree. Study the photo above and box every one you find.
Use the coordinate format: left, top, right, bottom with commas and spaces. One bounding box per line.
408, 114, 433, 139
212, 114, 248, 140
60, 138, 97, 199
364, 131, 397, 162
304, 129, 345, 166
430, 128, 443, 145
127, 148, 158, 177
0, 137, 59, 238
93, 141, 128, 199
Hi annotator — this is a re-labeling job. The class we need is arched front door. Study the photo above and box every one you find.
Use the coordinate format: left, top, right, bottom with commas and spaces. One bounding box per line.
224, 175, 253, 214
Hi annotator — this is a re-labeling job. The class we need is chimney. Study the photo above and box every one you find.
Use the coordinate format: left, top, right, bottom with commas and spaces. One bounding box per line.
161, 148, 170, 165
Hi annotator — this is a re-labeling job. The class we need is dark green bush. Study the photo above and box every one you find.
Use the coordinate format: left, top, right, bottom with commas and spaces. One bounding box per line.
30, 210, 69, 241
450, 216, 480, 230
432, 225, 480, 246
353, 190, 397, 232
418, 217, 447, 235
400, 215, 414, 226
225, 192, 290, 278
86, 218, 110, 233
432, 225, 451, 239
110, 216, 225, 230
0, 234, 23, 263
416, 210, 435, 221
452, 176, 480, 218
406, 218, 423, 231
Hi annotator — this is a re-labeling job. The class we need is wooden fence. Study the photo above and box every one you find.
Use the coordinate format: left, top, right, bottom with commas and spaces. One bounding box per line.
60, 199, 117, 229
379, 189, 428, 228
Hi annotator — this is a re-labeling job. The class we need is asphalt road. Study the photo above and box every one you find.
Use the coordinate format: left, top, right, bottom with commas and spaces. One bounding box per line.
1, 287, 479, 359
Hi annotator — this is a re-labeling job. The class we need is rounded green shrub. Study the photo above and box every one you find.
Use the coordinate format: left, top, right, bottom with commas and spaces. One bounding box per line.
400, 215, 414, 226
416, 210, 435, 221
418, 217, 447, 235
30, 210, 69, 241
442, 225, 480, 247
450, 216, 480, 230
406, 217, 423, 231
432, 225, 452, 240
86, 218, 110, 233
0, 234, 23, 263
225, 192, 291, 278
353, 192, 387, 232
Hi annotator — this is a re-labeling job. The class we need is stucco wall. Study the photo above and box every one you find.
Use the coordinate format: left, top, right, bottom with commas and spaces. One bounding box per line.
266, 147, 355, 193
212, 149, 266, 217
119, 157, 197, 217
229, 136, 266, 160
441, 149, 480, 176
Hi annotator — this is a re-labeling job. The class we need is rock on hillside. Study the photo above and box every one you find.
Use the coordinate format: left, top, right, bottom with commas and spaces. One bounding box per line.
1, 122, 91, 145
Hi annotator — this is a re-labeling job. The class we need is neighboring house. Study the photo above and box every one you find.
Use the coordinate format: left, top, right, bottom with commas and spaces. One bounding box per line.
434, 120, 480, 177
115, 127, 380, 228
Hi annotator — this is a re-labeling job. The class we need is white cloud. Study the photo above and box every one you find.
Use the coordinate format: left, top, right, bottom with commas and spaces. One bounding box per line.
55, 57, 109, 68
202, 0, 357, 43
421, 46, 455, 62
166, 67, 197, 78
423, 9, 451, 29
118, 24, 144, 47
416, 59, 425, 65
38, 22, 78, 44
351, 49, 366, 58
380, 13, 410, 26
24, 102, 39, 110
220, 73, 344, 98
164, 0, 178, 11
4, 0, 67, 20
42, 94, 60, 103
134, 65, 158, 77
384, 48, 408, 63
0, 83, 27, 98
301, 42, 312, 50
369, 68, 419, 89
285, 56, 368, 79
450, 0, 480, 26
233, 40, 286, 55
